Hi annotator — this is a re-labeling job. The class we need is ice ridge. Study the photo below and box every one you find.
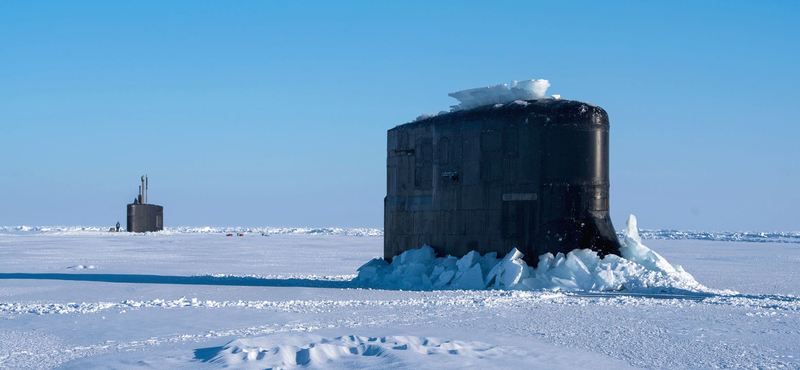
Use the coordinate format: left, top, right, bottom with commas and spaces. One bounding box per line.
356, 215, 722, 294
0, 226, 382, 236
1, 226, 797, 244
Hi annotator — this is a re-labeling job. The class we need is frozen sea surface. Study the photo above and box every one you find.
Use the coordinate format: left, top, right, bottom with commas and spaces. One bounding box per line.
1, 230, 799, 369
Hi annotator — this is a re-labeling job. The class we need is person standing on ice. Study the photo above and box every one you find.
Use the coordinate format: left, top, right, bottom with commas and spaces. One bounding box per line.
116, 221, 120, 232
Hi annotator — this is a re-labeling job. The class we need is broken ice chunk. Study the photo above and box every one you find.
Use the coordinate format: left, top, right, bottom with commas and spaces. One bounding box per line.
448, 79, 551, 111
509, 79, 550, 100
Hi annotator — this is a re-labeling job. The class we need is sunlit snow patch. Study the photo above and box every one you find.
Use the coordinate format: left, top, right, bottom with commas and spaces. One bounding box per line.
356, 215, 722, 294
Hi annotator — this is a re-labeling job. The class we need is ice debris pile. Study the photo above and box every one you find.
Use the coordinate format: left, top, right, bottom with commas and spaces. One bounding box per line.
356, 215, 715, 294
448, 79, 552, 111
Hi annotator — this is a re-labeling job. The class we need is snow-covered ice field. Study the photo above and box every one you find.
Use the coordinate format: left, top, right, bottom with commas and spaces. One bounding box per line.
1, 228, 799, 369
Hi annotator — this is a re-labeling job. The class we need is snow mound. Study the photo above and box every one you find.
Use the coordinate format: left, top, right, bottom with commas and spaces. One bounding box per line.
196, 335, 518, 369
67, 265, 97, 270
414, 110, 450, 122
356, 215, 718, 294
448, 79, 551, 111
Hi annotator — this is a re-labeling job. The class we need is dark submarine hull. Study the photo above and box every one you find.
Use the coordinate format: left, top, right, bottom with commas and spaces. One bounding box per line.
384, 99, 622, 267
127, 203, 163, 233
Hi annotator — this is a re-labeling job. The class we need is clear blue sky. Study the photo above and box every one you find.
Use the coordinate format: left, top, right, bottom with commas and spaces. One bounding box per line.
1, 1, 798, 231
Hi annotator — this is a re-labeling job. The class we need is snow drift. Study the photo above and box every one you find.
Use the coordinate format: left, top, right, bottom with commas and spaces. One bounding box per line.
356, 215, 717, 294
198, 335, 522, 369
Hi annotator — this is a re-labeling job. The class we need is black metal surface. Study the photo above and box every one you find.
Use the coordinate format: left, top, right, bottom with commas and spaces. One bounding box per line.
126, 203, 163, 233
384, 99, 622, 266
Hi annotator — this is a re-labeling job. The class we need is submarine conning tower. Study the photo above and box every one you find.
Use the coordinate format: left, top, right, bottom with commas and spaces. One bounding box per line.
384, 99, 623, 267
126, 174, 163, 233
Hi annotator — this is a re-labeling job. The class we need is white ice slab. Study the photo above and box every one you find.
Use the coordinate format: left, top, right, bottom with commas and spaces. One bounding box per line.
448, 79, 551, 111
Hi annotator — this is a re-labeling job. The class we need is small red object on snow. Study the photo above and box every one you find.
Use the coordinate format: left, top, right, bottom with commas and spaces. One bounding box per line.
237, 233, 244, 236
226, 233, 233, 237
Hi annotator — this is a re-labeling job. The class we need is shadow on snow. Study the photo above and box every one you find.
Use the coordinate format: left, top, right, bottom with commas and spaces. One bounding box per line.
0, 273, 353, 289
2, 273, 794, 306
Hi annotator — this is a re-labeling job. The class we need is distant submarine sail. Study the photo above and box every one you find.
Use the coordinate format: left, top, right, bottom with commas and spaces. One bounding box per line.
126, 174, 163, 232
